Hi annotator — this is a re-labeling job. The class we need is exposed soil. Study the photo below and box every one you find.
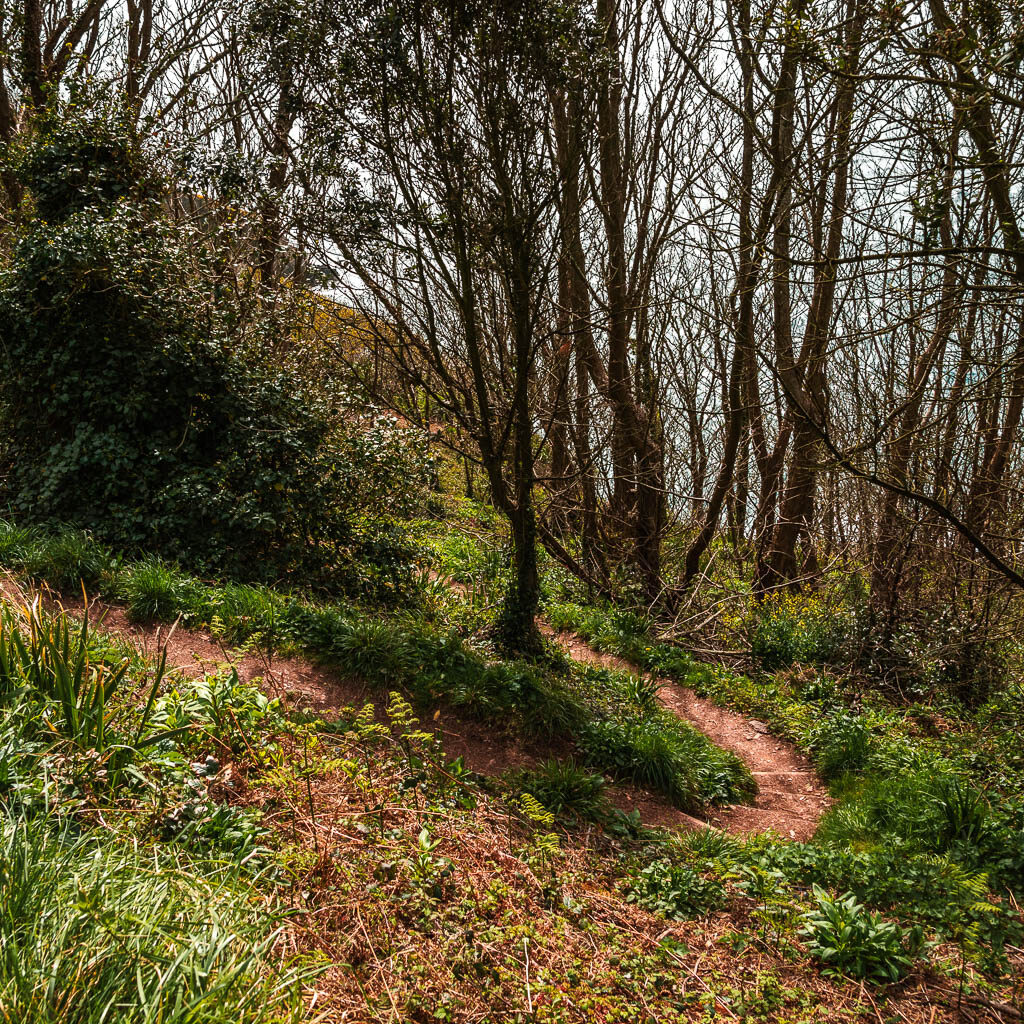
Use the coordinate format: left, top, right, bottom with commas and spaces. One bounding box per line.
546, 627, 832, 840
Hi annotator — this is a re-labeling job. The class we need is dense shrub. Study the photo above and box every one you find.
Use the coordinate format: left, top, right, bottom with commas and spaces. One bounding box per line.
0, 108, 428, 594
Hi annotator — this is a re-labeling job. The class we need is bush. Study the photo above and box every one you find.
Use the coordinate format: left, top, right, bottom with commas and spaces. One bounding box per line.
800, 885, 923, 982
746, 591, 849, 670
0, 108, 429, 593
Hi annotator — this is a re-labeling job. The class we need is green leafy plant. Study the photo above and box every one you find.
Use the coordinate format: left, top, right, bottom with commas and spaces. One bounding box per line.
577, 711, 753, 811
621, 674, 662, 714
930, 775, 990, 851
154, 669, 280, 755
626, 858, 726, 920
0, 600, 183, 759
809, 711, 872, 780
736, 863, 800, 951
159, 800, 271, 861
403, 826, 454, 899
800, 885, 923, 982
331, 618, 412, 685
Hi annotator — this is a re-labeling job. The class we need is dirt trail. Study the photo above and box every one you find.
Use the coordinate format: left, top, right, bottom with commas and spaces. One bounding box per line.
125, 602, 830, 839
2, 577, 827, 837
13, 594, 707, 832
546, 628, 832, 840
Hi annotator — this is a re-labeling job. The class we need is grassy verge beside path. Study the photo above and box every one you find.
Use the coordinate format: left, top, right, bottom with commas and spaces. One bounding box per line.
0, 519, 754, 814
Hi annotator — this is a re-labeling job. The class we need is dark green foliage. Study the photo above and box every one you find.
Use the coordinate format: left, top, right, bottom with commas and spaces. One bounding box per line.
8, 107, 156, 221
853, 601, 1011, 705
158, 800, 271, 861
330, 618, 411, 684
0, 110, 427, 594
982, 797, 1024, 888
576, 713, 754, 812
645, 644, 694, 679
544, 602, 652, 664
835, 771, 1020, 882
736, 820, 1023, 974
620, 673, 662, 714
625, 858, 726, 919
25, 530, 118, 592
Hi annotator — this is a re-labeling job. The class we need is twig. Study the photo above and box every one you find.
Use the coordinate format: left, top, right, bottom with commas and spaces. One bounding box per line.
524, 936, 533, 1014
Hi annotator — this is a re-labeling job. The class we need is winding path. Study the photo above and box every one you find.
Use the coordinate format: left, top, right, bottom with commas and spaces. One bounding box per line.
547, 628, 832, 840
1, 575, 831, 839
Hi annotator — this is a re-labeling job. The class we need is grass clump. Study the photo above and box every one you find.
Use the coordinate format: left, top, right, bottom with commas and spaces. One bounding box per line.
808, 711, 873, 781
0, 598, 184, 775
546, 601, 652, 664
0, 816, 308, 1023
512, 757, 609, 822
569, 665, 755, 808
0, 520, 118, 592
119, 556, 207, 621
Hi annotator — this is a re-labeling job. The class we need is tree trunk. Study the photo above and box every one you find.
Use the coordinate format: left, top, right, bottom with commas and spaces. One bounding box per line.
761, 1, 864, 591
